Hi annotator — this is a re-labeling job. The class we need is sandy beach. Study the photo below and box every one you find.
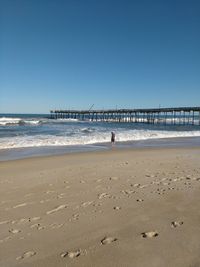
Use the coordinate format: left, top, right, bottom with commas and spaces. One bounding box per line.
1, 147, 200, 267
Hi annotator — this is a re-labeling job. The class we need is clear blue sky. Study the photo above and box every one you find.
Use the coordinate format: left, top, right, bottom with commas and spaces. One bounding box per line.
1, 0, 200, 113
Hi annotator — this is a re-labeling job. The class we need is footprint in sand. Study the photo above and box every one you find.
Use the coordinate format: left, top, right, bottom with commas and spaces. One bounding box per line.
139, 184, 148, 189
61, 250, 81, 259
145, 174, 155, 178
162, 182, 168, 186
81, 201, 93, 208
113, 206, 121, 210
30, 217, 41, 222
30, 223, 45, 230
109, 177, 119, 181
132, 183, 140, 188
68, 213, 79, 222
141, 231, 159, 238
9, 229, 21, 234
121, 190, 135, 195
101, 236, 118, 245
57, 193, 66, 199
13, 203, 27, 209
98, 193, 110, 199
46, 204, 67, 215
50, 223, 64, 229
171, 221, 184, 228
136, 199, 144, 202
16, 251, 36, 260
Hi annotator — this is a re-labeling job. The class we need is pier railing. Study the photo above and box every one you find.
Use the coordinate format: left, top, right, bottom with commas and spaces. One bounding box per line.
50, 107, 200, 125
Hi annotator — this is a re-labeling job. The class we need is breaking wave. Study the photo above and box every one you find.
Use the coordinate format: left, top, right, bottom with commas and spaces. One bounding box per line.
0, 117, 43, 126
1, 129, 200, 150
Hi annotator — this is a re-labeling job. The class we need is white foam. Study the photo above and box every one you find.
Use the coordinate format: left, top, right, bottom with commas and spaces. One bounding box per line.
117, 129, 200, 142
1, 129, 200, 150
0, 117, 48, 126
0, 117, 22, 126
23, 120, 41, 125
55, 118, 79, 122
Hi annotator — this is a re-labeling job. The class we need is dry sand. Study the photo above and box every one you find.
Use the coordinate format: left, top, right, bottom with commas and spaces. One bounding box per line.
0, 147, 200, 267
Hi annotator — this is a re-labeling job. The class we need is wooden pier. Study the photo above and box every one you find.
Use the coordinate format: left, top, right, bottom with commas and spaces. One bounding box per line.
50, 107, 200, 125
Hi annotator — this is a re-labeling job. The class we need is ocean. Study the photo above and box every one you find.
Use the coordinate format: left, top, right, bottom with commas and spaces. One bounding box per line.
1, 113, 200, 160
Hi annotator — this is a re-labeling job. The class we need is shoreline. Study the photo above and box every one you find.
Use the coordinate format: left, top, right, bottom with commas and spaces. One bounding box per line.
1, 136, 200, 162
1, 146, 200, 267
1, 144, 200, 164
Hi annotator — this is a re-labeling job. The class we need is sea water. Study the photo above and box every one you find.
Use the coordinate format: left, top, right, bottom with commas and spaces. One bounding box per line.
0, 114, 200, 160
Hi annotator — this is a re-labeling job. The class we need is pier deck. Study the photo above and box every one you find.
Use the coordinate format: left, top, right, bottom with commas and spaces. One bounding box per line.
50, 107, 200, 125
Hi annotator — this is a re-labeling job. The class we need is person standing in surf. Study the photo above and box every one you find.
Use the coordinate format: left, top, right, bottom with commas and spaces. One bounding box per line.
111, 132, 115, 145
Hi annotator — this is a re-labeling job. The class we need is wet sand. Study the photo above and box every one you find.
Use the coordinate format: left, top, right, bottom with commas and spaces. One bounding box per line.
1, 147, 200, 267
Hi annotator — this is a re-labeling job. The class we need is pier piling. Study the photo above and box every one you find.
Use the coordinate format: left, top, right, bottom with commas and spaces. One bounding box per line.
50, 107, 200, 126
